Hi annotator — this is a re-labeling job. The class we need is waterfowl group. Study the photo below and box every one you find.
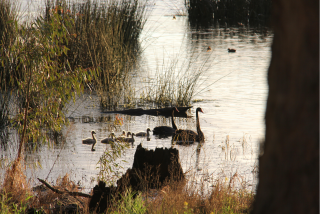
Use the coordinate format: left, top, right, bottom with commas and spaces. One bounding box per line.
82, 107, 205, 151
122, 133, 135, 143
116, 131, 131, 141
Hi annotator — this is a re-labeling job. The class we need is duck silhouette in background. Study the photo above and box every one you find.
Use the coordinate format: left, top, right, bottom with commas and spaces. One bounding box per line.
228, 48, 236, 52
82, 130, 97, 151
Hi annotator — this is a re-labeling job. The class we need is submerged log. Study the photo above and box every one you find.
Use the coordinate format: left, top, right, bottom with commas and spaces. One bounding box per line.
89, 143, 185, 213
102, 106, 192, 117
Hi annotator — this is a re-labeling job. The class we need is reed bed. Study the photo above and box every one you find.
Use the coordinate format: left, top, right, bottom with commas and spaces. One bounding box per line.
0, 0, 147, 148
0, 0, 21, 90
43, 0, 148, 108
140, 51, 210, 107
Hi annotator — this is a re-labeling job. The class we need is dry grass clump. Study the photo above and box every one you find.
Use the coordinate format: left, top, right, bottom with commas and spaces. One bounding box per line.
34, 174, 89, 213
0, 165, 254, 213
1, 158, 33, 213
144, 173, 254, 214
1, 172, 90, 213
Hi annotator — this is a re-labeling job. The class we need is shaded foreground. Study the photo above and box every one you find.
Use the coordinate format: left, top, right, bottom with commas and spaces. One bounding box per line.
0, 144, 254, 213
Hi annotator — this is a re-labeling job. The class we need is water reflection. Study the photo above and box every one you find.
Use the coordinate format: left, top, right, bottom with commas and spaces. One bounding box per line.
0, 0, 271, 192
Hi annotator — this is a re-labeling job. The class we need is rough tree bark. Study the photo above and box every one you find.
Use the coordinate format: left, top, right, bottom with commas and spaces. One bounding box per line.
252, 0, 319, 213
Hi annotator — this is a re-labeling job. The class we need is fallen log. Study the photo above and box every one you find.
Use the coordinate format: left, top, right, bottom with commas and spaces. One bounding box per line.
37, 178, 92, 198
102, 106, 192, 117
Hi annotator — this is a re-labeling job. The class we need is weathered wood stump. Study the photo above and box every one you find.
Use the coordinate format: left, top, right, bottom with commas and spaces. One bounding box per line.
89, 181, 117, 213
117, 143, 185, 192
89, 144, 184, 213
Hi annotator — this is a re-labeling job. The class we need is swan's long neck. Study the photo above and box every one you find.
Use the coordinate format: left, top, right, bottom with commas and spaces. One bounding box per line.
92, 133, 96, 141
91, 133, 96, 151
196, 110, 202, 135
171, 109, 177, 129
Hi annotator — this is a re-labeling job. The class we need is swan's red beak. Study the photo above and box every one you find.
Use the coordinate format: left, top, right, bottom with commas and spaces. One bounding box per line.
175, 107, 179, 112
200, 108, 204, 113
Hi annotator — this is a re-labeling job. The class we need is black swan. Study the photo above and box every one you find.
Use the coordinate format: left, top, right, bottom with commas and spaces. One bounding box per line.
101, 132, 116, 144
153, 107, 179, 136
172, 107, 204, 144
136, 128, 151, 137
82, 130, 97, 151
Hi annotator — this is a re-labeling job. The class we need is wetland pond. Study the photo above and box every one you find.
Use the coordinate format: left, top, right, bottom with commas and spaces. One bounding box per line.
0, 0, 272, 193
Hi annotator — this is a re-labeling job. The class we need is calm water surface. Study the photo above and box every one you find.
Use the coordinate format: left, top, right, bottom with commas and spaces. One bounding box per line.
0, 0, 271, 193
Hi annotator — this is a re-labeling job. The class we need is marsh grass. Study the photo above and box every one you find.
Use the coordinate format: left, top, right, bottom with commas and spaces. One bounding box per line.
140, 51, 210, 107
0, 0, 21, 90
143, 176, 253, 214
43, 0, 147, 108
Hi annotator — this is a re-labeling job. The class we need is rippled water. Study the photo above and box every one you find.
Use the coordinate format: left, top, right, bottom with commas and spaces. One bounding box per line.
0, 0, 272, 193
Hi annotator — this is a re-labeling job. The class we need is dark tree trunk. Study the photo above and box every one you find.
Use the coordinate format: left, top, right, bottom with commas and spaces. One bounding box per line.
252, 0, 319, 213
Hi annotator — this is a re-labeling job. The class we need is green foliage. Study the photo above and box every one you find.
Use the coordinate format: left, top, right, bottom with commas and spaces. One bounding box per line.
44, 0, 147, 108
0, 190, 33, 214
112, 189, 146, 214
0, 0, 20, 90
97, 141, 129, 185
0, 0, 17, 49
3, 6, 95, 147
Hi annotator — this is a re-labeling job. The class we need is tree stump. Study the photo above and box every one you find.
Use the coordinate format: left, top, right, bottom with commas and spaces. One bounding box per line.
89, 143, 185, 213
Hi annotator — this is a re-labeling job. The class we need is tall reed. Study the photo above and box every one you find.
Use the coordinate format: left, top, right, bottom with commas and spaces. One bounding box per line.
44, 0, 147, 108
0, 0, 21, 90
140, 52, 210, 107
